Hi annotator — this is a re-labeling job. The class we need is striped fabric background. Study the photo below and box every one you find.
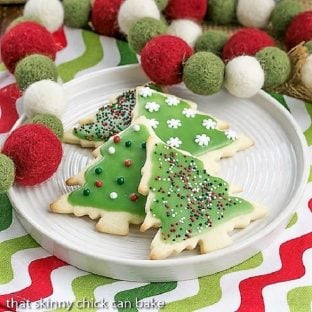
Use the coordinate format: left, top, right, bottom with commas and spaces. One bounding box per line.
0, 27, 312, 312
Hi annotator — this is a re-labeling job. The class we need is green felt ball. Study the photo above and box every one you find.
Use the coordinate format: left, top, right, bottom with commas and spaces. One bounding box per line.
209, 0, 237, 25
63, 0, 91, 28
14, 54, 58, 91
183, 52, 225, 95
7, 16, 42, 31
30, 114, 64, 139
0, 154, 15, 194
256, 47, 291, 89
305, 41, 312, 54
195, 31, 228, 55
271, 0, 303, 38
154, 0, 168, 11
128, 17, 167, 54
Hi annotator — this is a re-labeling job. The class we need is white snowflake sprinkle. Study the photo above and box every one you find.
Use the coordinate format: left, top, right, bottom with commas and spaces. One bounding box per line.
225, 129, 238, 140
165, 96, 180, 106
182, 108, 196, 118
167, 137, 182, 148
202, 119, 217, 130
167, 119, 182, 129
139, 87, 153, 98
145, 102, 160, 113
195, 134, 210, 146
149, 118, 159, 129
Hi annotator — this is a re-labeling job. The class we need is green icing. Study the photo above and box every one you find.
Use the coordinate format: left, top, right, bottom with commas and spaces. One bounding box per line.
73, 84, 163, 143
148, 143, 254, 243
135, 87, 234, 156
68, 124, 150, 217
74, 89, 136, 142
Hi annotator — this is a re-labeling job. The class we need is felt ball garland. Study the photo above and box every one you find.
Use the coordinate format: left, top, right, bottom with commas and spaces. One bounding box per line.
63, 0, 91, 29
1, 21, 57, 73
285, 11, 312, 50
106, 0, 312, 98
2, 124, 63, 187
91, 0, 123, 37
0, 154, 15, 194
1, 0, 312, 115
30, 113, 65, 139
141, 35, 193, 85
222, 28, 276, 62
14, 54, 58, 91
0, 2, 67, 192
23, 0, 64, 32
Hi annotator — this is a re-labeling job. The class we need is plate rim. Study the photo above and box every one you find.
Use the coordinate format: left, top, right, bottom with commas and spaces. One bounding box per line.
8, 64, 310, 270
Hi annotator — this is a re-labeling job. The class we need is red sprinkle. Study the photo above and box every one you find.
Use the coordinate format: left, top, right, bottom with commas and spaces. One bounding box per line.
95, 180, 103, 188
130, 193, 139, 201
124, 159, 132, 167
113, 136, 120, 143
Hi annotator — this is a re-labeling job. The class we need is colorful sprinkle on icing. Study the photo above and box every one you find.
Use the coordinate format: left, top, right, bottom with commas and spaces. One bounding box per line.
95, 167, 102, 175
73, 84, 162, 143
83, 189, 90, 196
124, 159, 132, 167
113, 136, 121, 143
116, 177, 125, 185
125, 141, 132, 148
110, 192, 118, 199
148, 143, 254, 243
130, 193, 139, 201
95, 181, 103, 188
73, 89, 136, 142
108, 147, 116, 154
133, 125, 141, 132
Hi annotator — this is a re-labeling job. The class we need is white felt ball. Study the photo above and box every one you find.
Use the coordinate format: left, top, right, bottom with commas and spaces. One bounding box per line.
237, 0, 275, 28
24, 0, 64, 32
302, 55, 312, 89
224, 56, 265, 98
23, 80, 67, 118
167, 19, 203, 47
118, 0, 160, 35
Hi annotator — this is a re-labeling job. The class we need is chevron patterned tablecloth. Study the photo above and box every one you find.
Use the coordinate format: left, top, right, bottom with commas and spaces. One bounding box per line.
0, 27, 312, 312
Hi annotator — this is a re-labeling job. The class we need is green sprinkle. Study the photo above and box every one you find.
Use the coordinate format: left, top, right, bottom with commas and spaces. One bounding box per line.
116, 177, 125, 185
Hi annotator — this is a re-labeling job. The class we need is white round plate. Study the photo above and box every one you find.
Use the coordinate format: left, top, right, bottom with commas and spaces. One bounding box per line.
9, 65, 309, 282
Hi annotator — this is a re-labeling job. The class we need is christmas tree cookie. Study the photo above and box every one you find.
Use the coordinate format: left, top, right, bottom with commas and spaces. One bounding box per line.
139, 137, 267, 260
63, 88, 137, 148
133, 86, 253, 172
63, 84, 164, 148
50, 119, 152, 235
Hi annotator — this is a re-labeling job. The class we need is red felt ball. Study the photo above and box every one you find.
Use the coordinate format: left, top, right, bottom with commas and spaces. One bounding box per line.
222, 28, 276, 62
2, 124, 63, 186
285, 11, 312, 50
141, 35, 193, 85
0, 22, 57, 73
91, 0, 123, 37
165, 0, 207, 21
